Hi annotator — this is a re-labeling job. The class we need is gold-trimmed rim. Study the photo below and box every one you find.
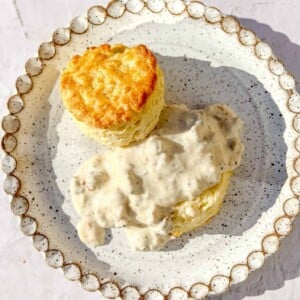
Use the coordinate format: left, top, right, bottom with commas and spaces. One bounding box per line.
1, 0, 300, 299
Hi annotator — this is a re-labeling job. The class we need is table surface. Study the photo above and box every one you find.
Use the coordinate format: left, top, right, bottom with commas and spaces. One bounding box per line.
0, 0, 299, 299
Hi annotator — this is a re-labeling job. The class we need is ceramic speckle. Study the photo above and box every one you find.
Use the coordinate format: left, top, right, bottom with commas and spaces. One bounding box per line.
1, 0, 299, 299
121, 286, 140, 300
293, 114, 300, 132
107, 0, 126, 18
16, 74, 32, 94
290, 176, 300, 195
2, 134, 17, 153
100, 282, 120, 299
20, 215, 37, 236
262, 235, 280, 254
247, 251, 264, 270
3, 174, 19, 195
126, 0, 145, 14
204, 6, 222, 24
279, 73, 296, 90
269, 58, 285, 76
144, 290, 165, 300
87, 6, 107, 25
81, 274, 100, 291
70, 17, 89, 34
2, 115, 20, 134
32, 233, 49, 252
38, 42, 56, 60
63, 263, 82, 281
187, 1, 205, 19
166, 0, 186, 15
230, 264, 249, 284
46, 250, 64, 268
210, 275, 230, 294
168, 287, 188, 300
255, 42, 272, 60
288, 93, 300, 113
274, 217, 292, 236
146, 0, 166, 13
10, 196, 29, 216
2, 154, 17, 174
283, 197, 300, 217
25, 57, 44, 76
52, 28, 71, 45
189, 283, 209, 299
239, 29, 257, 46
7, 95, 24, 114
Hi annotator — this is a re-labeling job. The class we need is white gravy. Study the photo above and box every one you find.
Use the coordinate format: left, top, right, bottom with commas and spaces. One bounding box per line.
71, 104, 243, 251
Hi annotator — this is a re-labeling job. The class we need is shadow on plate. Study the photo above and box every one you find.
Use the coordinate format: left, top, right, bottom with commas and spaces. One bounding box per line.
239, 18, 300, 92
208, 17, 300, 300
155, 52, 287, 251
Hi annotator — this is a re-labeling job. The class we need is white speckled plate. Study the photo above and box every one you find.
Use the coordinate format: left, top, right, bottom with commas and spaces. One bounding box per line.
2, 0, 300, 299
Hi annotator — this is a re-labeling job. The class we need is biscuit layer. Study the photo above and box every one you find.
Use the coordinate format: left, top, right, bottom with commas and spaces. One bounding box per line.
60, 44, 159, 129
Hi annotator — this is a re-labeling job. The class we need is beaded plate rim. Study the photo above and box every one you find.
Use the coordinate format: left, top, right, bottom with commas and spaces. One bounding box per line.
1, 0, 300, 299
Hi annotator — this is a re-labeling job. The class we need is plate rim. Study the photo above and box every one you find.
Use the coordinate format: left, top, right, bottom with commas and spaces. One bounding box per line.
1, 0, 300, 298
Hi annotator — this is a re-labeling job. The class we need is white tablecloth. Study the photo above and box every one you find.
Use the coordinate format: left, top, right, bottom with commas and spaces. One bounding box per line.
0, 1, 299, 299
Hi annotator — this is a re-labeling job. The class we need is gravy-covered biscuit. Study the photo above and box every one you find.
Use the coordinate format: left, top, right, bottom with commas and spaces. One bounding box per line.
60, 44, 165, 147
70, 104, 244, 251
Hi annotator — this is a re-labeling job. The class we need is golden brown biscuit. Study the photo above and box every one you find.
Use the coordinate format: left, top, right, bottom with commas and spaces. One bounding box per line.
172, 171, 232, 237
60, 44, 165, 147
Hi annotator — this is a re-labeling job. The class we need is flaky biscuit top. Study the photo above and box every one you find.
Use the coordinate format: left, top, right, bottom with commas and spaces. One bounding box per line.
60, 44, 158, 129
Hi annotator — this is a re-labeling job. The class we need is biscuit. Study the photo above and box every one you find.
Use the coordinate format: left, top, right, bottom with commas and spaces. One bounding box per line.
171, 171, 232, 237
60, 44, 165, 147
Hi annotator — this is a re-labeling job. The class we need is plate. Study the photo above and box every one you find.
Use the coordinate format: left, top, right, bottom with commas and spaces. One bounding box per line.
2, 0, 300, 298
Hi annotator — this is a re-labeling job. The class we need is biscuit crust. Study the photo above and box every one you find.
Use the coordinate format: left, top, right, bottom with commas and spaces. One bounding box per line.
60, 44, 158, 129
171, 171, 232, 237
